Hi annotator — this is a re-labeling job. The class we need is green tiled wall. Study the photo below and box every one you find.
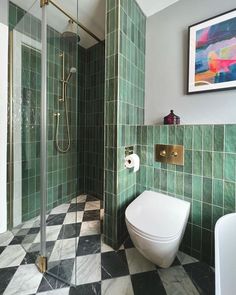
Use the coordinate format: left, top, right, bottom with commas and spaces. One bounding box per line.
104, 0, 236, 266
77, 45, 86, 194
77, 43, 105, 199
136, 124, 236, 265
8, 2, 78, 222
104, 0, 146, 248
84, 43, 105, 199
104, 0, 120, 248
21, 45, 41, 221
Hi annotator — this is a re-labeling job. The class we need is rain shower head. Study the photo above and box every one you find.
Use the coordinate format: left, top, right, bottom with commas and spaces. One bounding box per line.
65, 67, 77, 83
62, 19, 80, 42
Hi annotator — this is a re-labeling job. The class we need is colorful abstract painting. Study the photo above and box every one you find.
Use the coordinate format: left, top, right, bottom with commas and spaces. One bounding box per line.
188, 9, 236, 93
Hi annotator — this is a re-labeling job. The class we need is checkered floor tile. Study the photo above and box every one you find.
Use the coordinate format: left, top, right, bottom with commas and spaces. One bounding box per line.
0, 194, 215, 295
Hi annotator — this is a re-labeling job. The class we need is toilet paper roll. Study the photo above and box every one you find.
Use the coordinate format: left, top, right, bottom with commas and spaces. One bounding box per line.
125, 153, 140, 172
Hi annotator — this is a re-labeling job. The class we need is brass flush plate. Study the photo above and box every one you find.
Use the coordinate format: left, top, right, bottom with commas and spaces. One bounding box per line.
155, 144, 184, 166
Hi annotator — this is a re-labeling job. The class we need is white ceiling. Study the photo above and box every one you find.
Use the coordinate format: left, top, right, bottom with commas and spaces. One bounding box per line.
136, 0, 179, 17
11, 0, 178, 48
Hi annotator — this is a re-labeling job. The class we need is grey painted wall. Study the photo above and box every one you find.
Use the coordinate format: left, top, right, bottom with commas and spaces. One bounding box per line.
0, 0, 9, 25
145, 0, 236, 125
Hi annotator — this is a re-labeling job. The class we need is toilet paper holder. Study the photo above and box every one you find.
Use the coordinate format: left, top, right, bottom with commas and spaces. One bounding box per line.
125, 146, 134, 156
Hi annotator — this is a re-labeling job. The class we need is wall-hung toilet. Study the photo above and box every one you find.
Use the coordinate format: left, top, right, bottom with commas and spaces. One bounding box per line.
125, 190, 190, 268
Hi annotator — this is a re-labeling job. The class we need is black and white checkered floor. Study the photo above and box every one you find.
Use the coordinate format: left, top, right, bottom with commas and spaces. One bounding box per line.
0, 195, 215, 295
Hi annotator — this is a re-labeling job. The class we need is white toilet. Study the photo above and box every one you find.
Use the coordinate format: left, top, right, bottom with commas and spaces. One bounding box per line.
125, 190, 190, 268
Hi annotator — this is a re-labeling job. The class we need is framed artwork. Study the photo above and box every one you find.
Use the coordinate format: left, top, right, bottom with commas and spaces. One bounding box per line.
188, 9, 236, 94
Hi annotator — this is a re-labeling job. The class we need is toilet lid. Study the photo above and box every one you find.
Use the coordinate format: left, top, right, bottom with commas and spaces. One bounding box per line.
125, 191, 190, 239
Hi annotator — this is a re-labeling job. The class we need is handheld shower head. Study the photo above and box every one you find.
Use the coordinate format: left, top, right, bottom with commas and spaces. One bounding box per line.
70, 67, 77, 74
65, 67, 77, 83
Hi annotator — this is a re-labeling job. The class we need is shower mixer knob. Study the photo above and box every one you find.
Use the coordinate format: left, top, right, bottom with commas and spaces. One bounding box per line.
54, 112, 60, 117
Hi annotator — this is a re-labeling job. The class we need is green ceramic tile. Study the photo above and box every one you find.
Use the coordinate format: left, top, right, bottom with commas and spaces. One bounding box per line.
161, 163, 167, 169
160, 126, 168, 144
213, 152, 223, 179
201, 229, 212, 265
176, 163, 184, 172
107, 8, 117, 34
140, 145, 147, 165
202, 203, 212, 230
184, 174, 192, 198
176, 172, 183, 196
154, 168, 160, 189
213, 179, 223, 207
203, 125, 213, 151
214, 125, 224, 151
182, 223, 192, 248
224, 153, 236, 182
203, 152, 212, 178
147, 126, 153, 145
193, 151, 202, 176
192, 200, 202, 226
193, 126, 202, 150
140, 166, 147, 186
167, 171, 175, 193
192, 175, 202, 201
212, 206, 223, 227
192, 225, 201, 251
168, 126, 175, 144
184, 150, 192, 174
167, 164, 175, 172
184, 125, 193, 149
176, 126, 184, 145
224, 181, 235, 210
203, 178, 212, 204
147, 146, 154, 166
137, 126, 142, 145
9, 3, 17, 27
141, 126, 147, 145
225, 125, 236, 153
224, 208, 234, 215
160, 170, 167, 191
153, 126, 160, 143
146, 166, 154, 189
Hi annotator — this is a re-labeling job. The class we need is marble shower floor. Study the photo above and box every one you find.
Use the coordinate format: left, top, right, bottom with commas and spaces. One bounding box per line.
0, 194, 215, 295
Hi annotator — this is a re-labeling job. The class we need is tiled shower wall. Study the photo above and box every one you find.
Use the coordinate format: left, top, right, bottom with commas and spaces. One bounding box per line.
77, 45, 86, 194
104, 0, 146, 248
84, 43, 105, 199
136, 124, 236, 265
8, 2, 78, 222
77, 43, 105, 200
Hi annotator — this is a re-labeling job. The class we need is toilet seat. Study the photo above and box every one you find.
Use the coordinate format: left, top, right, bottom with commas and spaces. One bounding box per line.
125, 191, 190, 241
125, 218, 181, 242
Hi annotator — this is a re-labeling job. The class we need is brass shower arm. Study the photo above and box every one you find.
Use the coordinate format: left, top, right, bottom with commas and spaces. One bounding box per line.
41, 0, 102, 43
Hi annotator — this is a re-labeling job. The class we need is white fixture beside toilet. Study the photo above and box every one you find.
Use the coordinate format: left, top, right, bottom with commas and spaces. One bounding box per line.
215, 213, 236, 295
125, 190, 190, 268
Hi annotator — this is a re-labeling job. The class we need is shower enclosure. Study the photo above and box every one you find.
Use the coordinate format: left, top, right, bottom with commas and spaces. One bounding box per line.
7, 0, 104, 285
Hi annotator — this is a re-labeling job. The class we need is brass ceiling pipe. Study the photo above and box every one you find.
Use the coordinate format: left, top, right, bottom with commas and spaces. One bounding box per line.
42, 0, 102, 43
40, 0, 49, 7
